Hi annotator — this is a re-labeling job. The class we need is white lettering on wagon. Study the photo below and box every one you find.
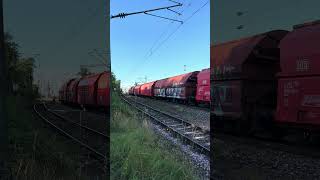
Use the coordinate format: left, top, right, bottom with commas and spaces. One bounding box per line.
214, 65, 237, 76
296, 59, 310, 72
283, 80, 300, 107
302, 95, 320, 107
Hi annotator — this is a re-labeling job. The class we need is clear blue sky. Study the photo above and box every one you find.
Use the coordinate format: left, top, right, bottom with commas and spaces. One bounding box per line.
111, 0, 210, 91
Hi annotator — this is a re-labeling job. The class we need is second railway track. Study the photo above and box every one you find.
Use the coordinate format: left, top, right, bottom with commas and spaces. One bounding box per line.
121, 95, 210, 156
33, 102, 108, 163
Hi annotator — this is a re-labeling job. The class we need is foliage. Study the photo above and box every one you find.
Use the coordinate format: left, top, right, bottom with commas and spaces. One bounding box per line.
111, 72, 122, 94
5, 33, 79, 179
4, 32, 39, 98
7, 96, 81, 180
110, 81, 197, 180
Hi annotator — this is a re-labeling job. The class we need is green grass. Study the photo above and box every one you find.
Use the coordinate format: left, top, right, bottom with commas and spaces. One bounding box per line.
110, 93, 198, 180
7, 95, 83, 180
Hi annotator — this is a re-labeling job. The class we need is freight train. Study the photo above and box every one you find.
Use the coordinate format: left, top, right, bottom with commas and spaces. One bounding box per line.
58, 71, 110, 111
128, 68, 210, 106
211, 20, 320, 137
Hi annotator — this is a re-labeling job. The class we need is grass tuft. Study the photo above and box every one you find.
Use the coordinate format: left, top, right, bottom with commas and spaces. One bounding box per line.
110, 93, 198, 180
7, 95, 82, 180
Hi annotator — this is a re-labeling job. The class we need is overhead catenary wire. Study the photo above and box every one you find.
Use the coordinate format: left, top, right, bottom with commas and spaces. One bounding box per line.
144, 0, 190, 58
119, 0, 190, 87
149, 0, 209, 58
125, 0, 209, 79
111, 1, 182, 20
144, 12, 183, 24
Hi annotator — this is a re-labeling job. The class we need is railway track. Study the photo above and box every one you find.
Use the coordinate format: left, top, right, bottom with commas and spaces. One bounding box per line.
213, 128, 320, 159
121, 95, 210, 156
44, 102, 109, 134
33, 102, 108, 163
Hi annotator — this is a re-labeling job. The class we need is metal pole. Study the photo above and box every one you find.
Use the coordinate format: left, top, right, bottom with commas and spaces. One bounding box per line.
0, 0, 8, 177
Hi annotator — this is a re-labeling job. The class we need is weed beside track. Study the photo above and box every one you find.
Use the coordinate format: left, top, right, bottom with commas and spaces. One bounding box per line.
7, 96, 83, 180
110, 93, 198, 180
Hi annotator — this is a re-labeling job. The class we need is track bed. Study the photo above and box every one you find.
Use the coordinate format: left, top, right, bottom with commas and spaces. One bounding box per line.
126, 95, 210, 131
34, 102, 108, 178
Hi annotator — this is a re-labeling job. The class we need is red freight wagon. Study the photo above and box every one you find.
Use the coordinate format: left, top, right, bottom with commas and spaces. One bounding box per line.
78, 73, 104, 106
134, 85, 141, 96
140, 81, 156, 97
66, 79, 76, 103
210, 45, 214, 114
276, 21, 320, 128
60, 79, 74, 103
70, 78, 81, 104
128, 87, 134, 95
96, 72, 110, 108
158, 72, 199, 101
196, 68, 210, 103
58, 83, 67, 102
211, 30, 288, 131
154, 78, 168, 97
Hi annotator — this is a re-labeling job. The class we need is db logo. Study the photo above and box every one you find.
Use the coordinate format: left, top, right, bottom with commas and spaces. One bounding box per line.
296, 59, 310, 72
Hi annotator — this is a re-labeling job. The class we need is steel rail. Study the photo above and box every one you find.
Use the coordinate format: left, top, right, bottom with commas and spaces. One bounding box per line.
121, 95, 210, 156
129, 97, 209, 134
43, 103, 109, 138
33, 103, 107, 161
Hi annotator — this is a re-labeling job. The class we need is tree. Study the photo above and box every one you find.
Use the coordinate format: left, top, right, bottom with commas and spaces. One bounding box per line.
111, 72, 121, 93
4, 32, 20, 93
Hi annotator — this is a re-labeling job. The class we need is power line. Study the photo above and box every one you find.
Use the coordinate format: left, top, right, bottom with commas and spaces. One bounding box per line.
126, 0, 209, 77
151, 0, 208, 57
111, 1, 183, 23
150, 0, 209, 56
144, 12, 183, 24
144, 0, 191, 58
113, 0, 188, 76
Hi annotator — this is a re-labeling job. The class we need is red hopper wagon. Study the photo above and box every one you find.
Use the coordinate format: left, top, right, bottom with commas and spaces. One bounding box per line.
134, 85, 141, 96
211, 30, 289, 132
96, 72, 110, 108
140, 81, 155, 97
69, 78, 81, 104
275, 21, 320, 130
160, 72, 199, 102
196, 68, 210, 104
